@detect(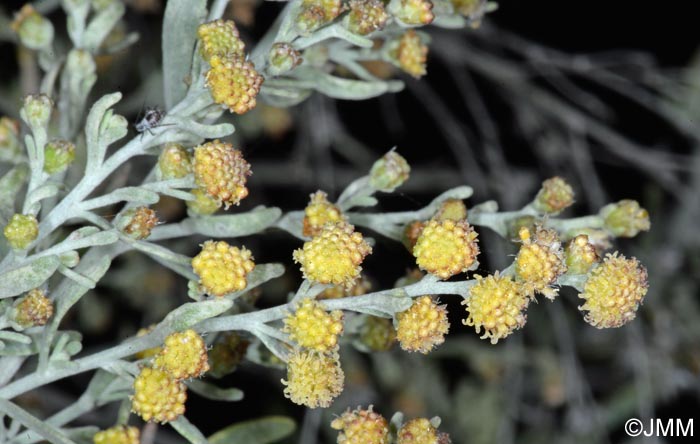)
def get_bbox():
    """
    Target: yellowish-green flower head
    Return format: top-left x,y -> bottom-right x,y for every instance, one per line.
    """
192,240 -> 255,297
462,273 -> 530,344
205,55 -> 263,115
600,199 -> 650,238
515,226 -> 567,299
12,288 -> 53,328
413,219 -> 479,279
397,418 -> 438,444
197,19 -> 245,61
293,222 -> 372,288
93,426 -> 140,444
533,176 -> 575,215
131,367 -> 187,423
579,252 -> 648,328
158,143 -> 192,180
153,329 -> 210,380
396,296 -> 449,354
283,298 -> 344,352
389,0 -> 435,26
390,30 -> 429,78
193,140 -> 251,208
565,234 -> 599,275
3,213 -> 39,250
331,406 -> 390,444
282,349 -> 344,408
